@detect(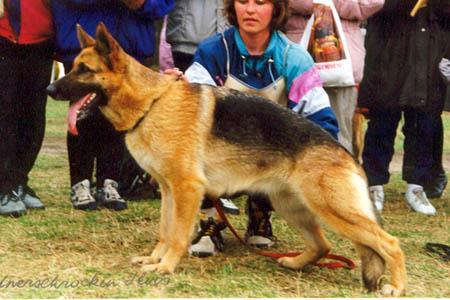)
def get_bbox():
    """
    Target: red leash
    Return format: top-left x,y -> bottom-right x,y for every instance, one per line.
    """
213,198 -> 355,270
